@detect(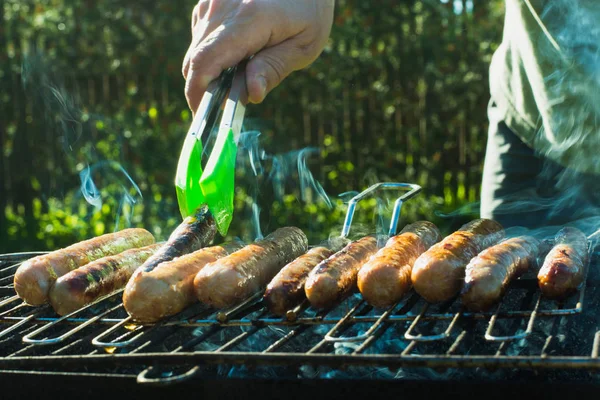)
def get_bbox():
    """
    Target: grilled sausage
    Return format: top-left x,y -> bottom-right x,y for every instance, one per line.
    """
461,236 -> 541,311
264,246 -> 335,316
134,204 -> 216,275
194,227 -> 308,309
123,241 -> 244,323
14,228 -> 155,305
48,243 -> 161,316
411,218 -> 504,303
357,221 -> 441,308
305,235 -> 378,309
538,227 -> 588,299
